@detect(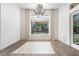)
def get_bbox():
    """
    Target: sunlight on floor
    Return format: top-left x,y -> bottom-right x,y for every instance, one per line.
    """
12,42 -> 55,54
